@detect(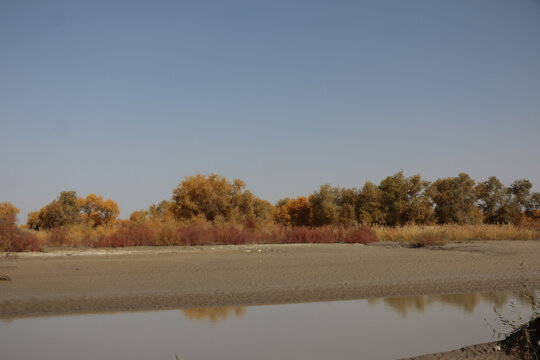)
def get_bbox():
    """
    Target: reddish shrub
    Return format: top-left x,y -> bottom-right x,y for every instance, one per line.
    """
47,228 -> 73,247
244,217 -> 257,230
81,233 -> 97,247
212,225 -> 252,245
176,226 -> 214,246
0,221 -> 41,252
343,226 -> 377,244
93,224 -> 155,248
